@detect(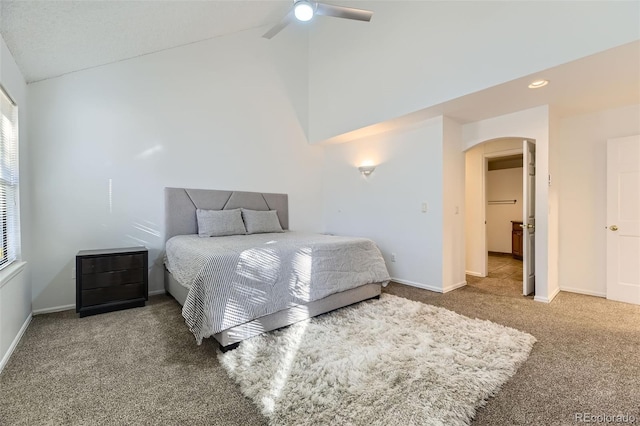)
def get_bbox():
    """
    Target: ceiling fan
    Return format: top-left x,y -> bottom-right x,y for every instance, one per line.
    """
263,0 -> 373,39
